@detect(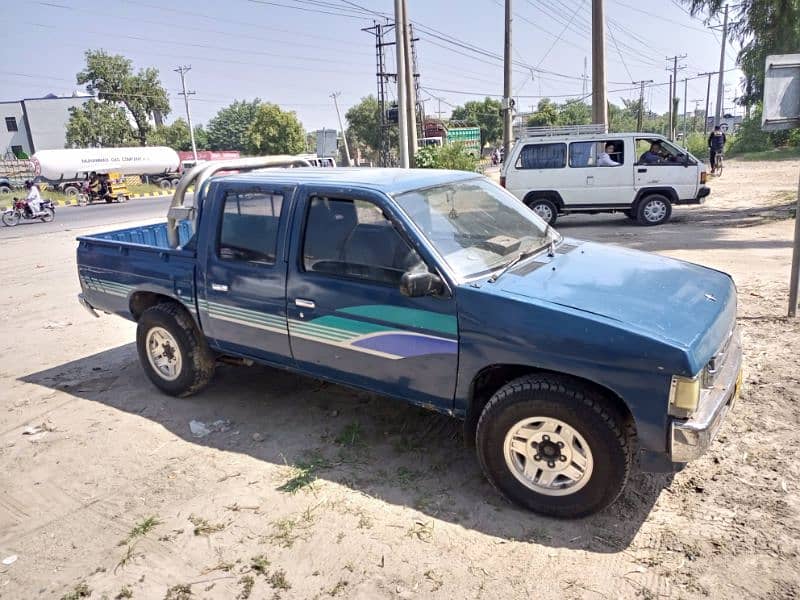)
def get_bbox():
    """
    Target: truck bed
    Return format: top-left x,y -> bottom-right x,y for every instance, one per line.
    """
76,221 -> 198,321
